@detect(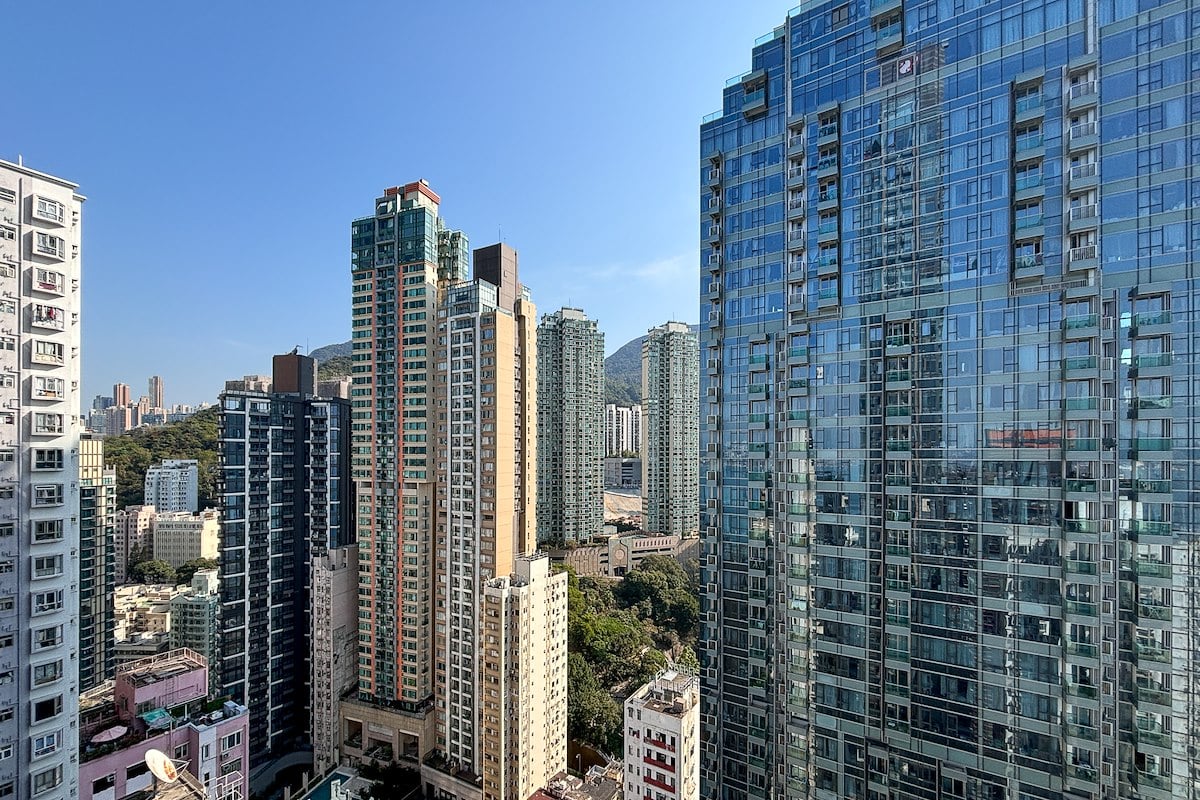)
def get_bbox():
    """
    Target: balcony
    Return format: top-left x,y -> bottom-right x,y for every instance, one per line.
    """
1063,313 -> 1098,331
707,167 -> 721,184
1015,212 -> 1043,231
1069,204 -> 1098,228
1130,519 -> 1170,536
1068,244 -> 1098,265
1068,80 -> 1097,108
875,23 -> 903,52
788,166 -> 805,184
31,307 -> 66,331
1014,93 -> 1044,118
1132,437 -> 1172,452
817,122 -> 839,141
816,155 -> 839,175
742,88 -> 767,118
1015,132 -> 1043,154
1136,641 -> 1171,663
1065,396 -> 1097,410
1132,309 -> 1171,329
788,197 -> 806,218
1013,253 -> 1043,276
1132,352 -> 1171,369
1069,162 -> 1098,185
645,776 -> 676,793
643,756 -> 675,773
1069,120 -> 1098,146
1063,355 -> 1097,371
